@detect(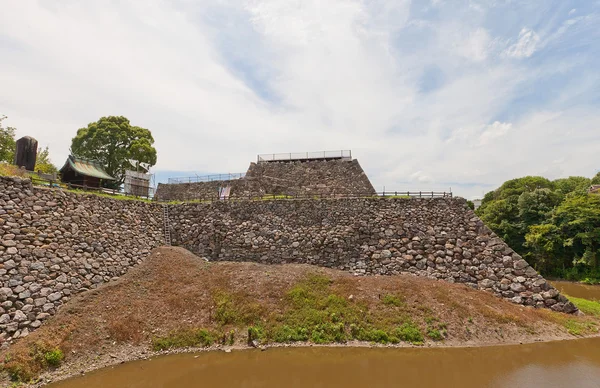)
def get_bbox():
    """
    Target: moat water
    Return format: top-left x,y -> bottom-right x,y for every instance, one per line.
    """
552,280 -> 600,301
50,281 -> 600,388
50,337 -> 600,388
